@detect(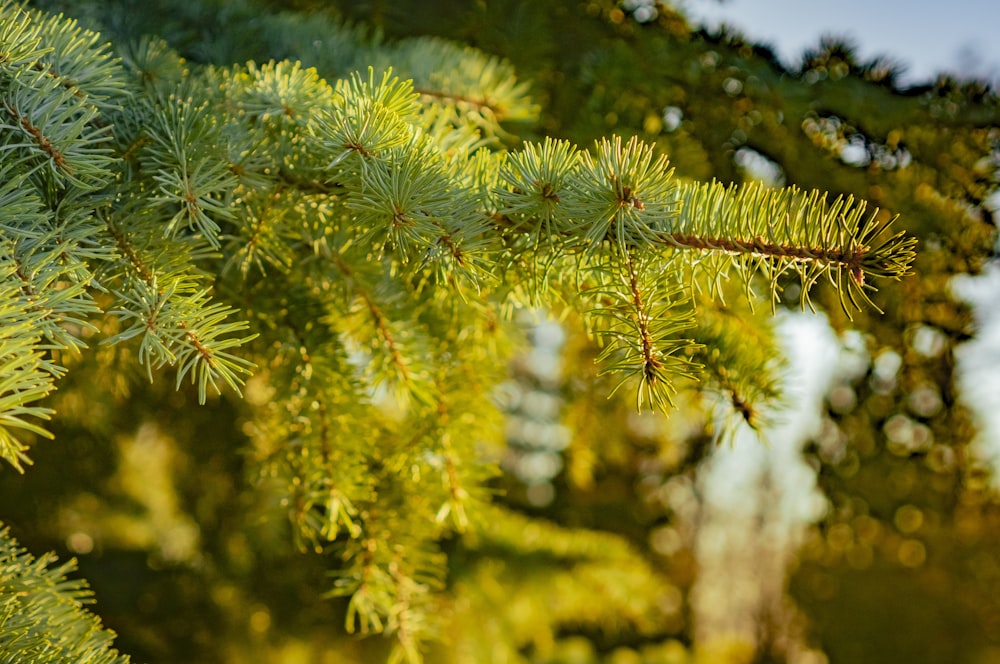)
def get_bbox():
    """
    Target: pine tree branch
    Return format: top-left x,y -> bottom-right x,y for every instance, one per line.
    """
329,251 -> 414,386
0,525 -> 130,664
0,295 -> 55,471
412,85 -> 497,116
687,299 -> 785,432
669,179 -> 917,314
586,253 -> 700,412
3,99 -> 72,174
102,213 -> 257,403
661,230 -> 868,285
